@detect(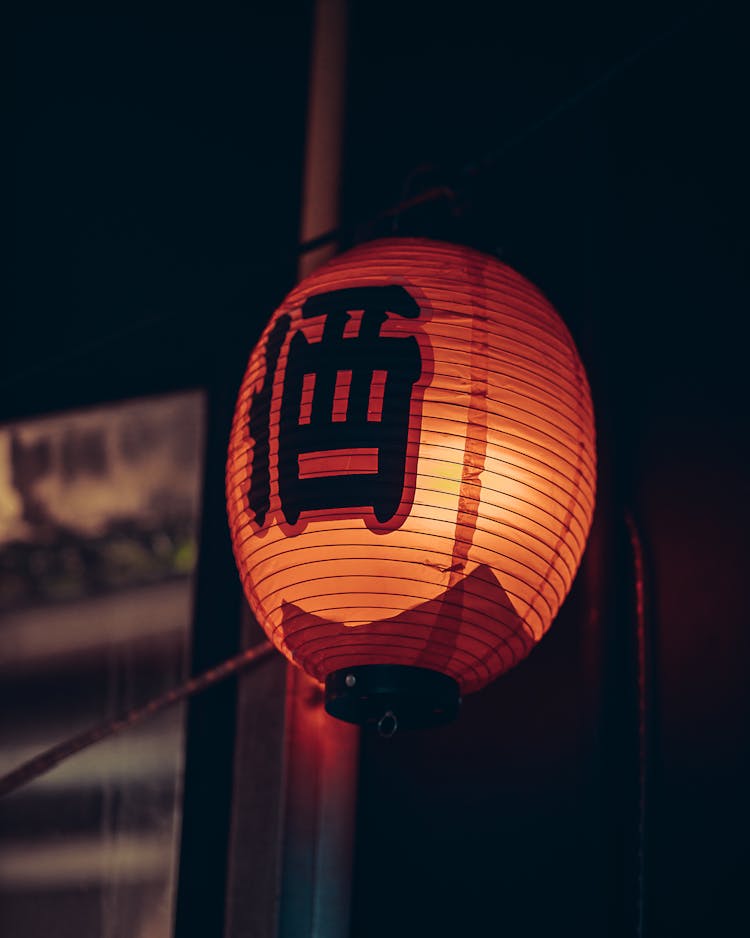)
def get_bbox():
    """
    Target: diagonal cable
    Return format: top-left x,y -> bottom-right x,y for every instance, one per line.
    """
0,641 -> 274,799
